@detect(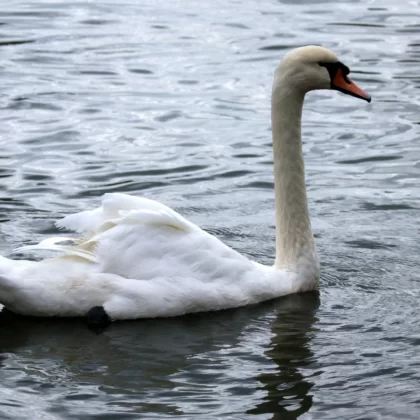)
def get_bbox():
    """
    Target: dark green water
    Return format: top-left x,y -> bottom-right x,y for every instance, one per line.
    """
1,0 -> 420,418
